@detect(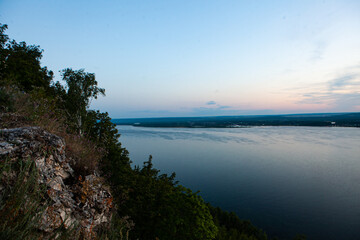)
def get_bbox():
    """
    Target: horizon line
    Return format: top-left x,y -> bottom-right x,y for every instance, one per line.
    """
111,111 -> 359,120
